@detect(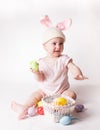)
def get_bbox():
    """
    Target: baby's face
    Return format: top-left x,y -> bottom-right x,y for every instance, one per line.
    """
44,37 -> 64,57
